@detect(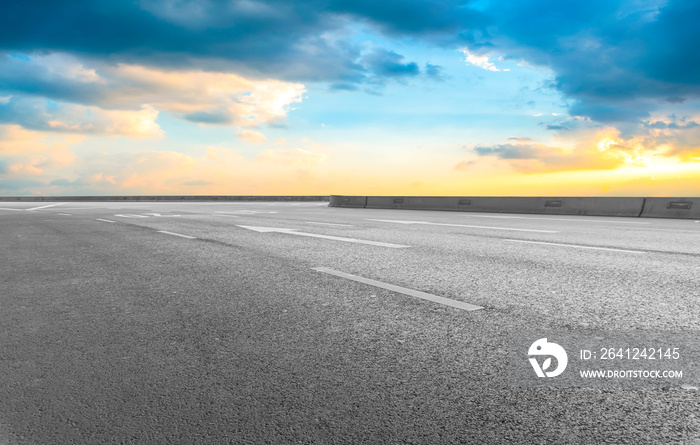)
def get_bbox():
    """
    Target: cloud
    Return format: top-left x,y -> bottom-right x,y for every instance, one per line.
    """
643,119 -> 700,130
183,180 -> 213,186
0,178 -> 46,191
0,124 -> 78,176
484,0 -> 700,124
425,63 -> 445,81
472,135 -> 640,173
236,129 -> 268,143
454,160 -> 475,170
362,48 -> 420,79
0,97 -> 163,138
256,147 -> 327,166
460,48 -> 505,72
0,53 -> 306,135
0,1 -> 442,87
4,0 -> 693,127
